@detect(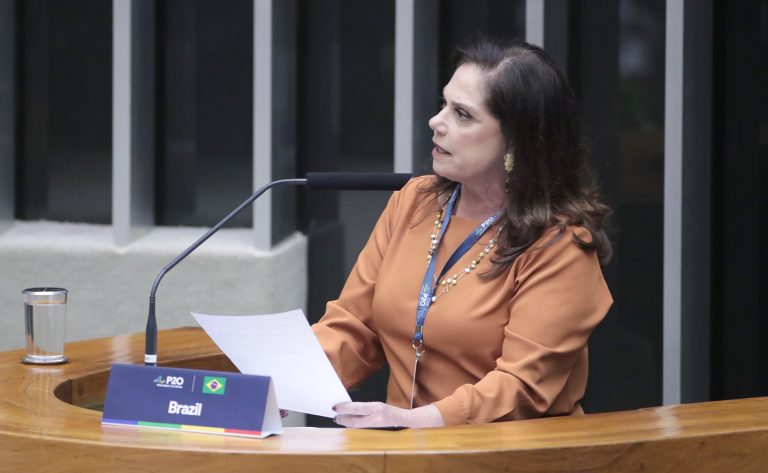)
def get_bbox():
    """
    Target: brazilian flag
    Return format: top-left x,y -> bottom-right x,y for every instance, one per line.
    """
202,376 -> 227,395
